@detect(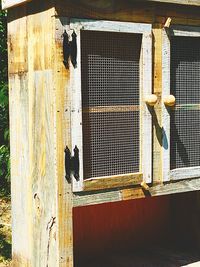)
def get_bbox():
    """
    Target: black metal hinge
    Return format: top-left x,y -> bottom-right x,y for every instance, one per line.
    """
64,146 -> 80,183
62,30 -> 77,69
